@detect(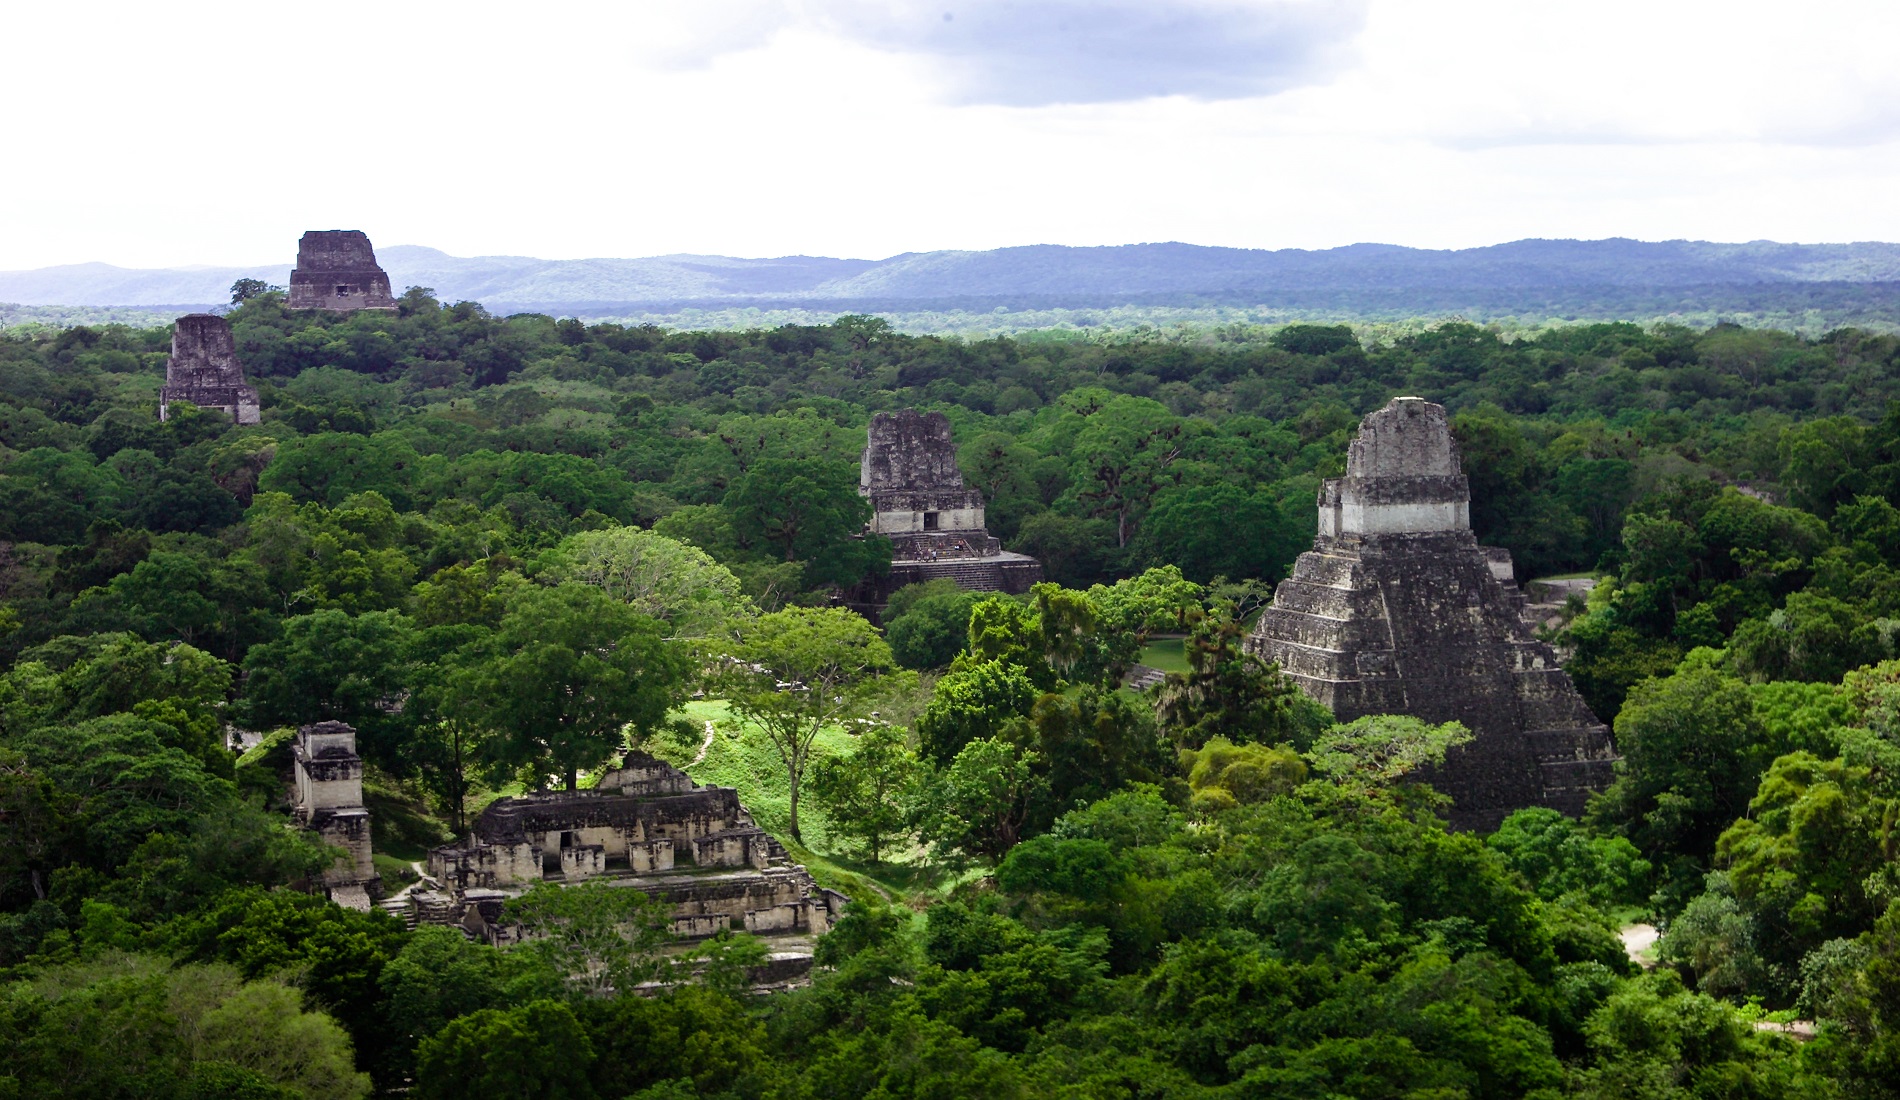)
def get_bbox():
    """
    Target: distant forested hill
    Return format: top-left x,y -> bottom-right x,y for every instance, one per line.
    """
5,238 -> 1900,323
